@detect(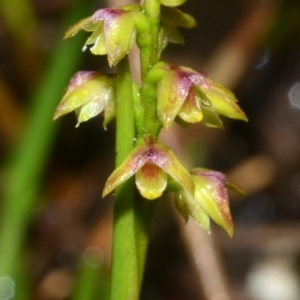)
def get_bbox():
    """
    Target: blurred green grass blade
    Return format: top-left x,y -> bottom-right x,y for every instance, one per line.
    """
0,0 -> 38,45
72,260 -> 110,300
0,0 -> 93,280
